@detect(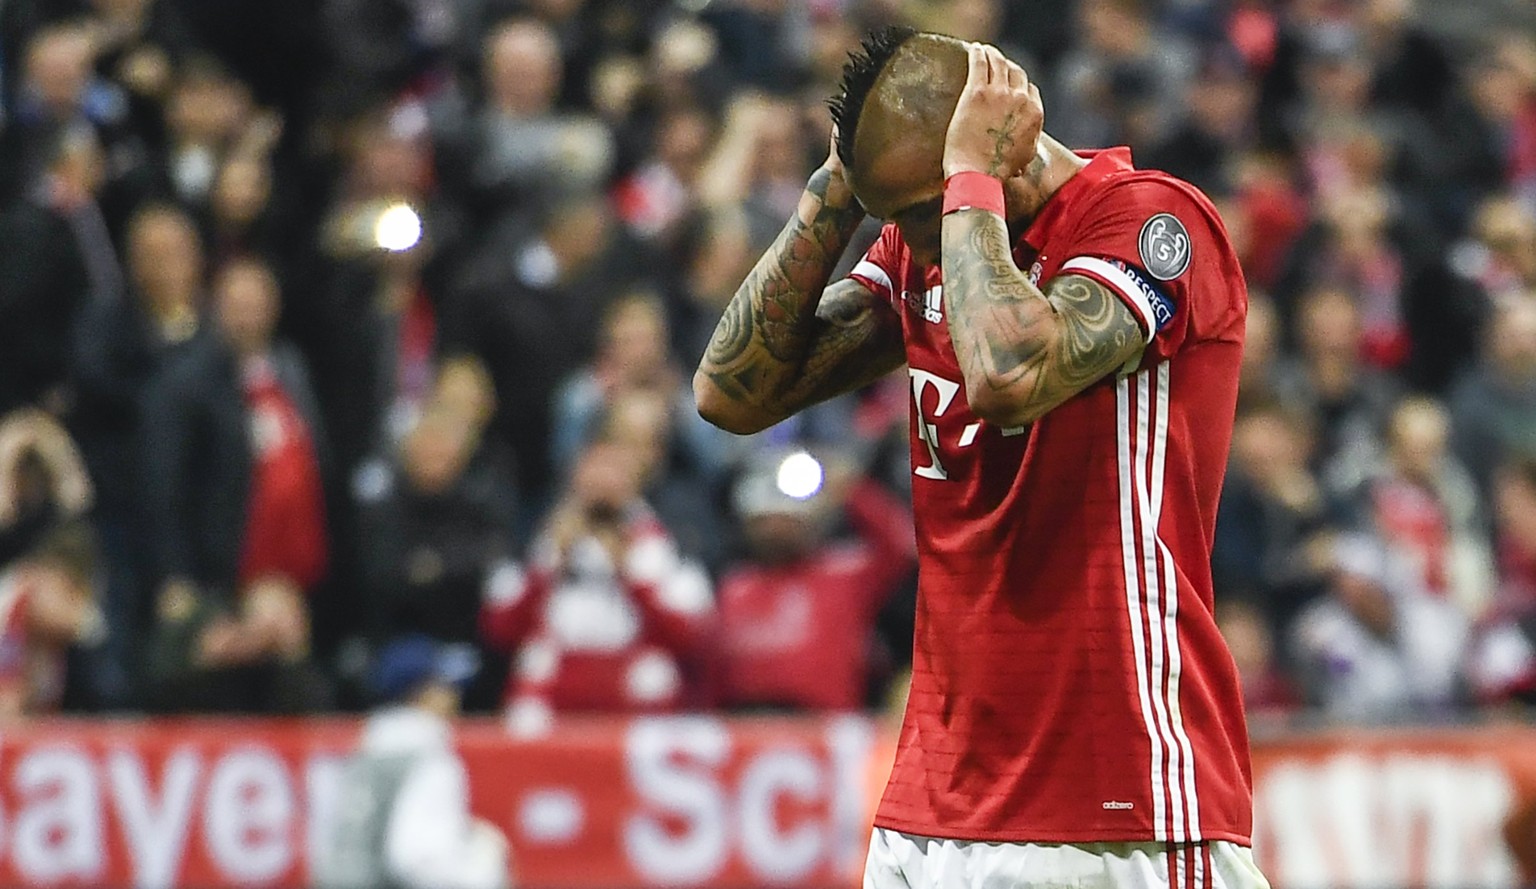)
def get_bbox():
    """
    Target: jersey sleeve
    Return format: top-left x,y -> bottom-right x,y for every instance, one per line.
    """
1049,178 -> 1237,368
847,223 -> 905,309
